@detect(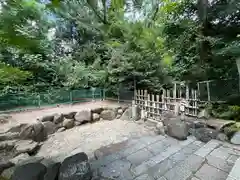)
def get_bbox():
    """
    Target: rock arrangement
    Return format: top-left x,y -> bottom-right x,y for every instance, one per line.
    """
155,112 -> 240,144
1,152 -> 92,180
